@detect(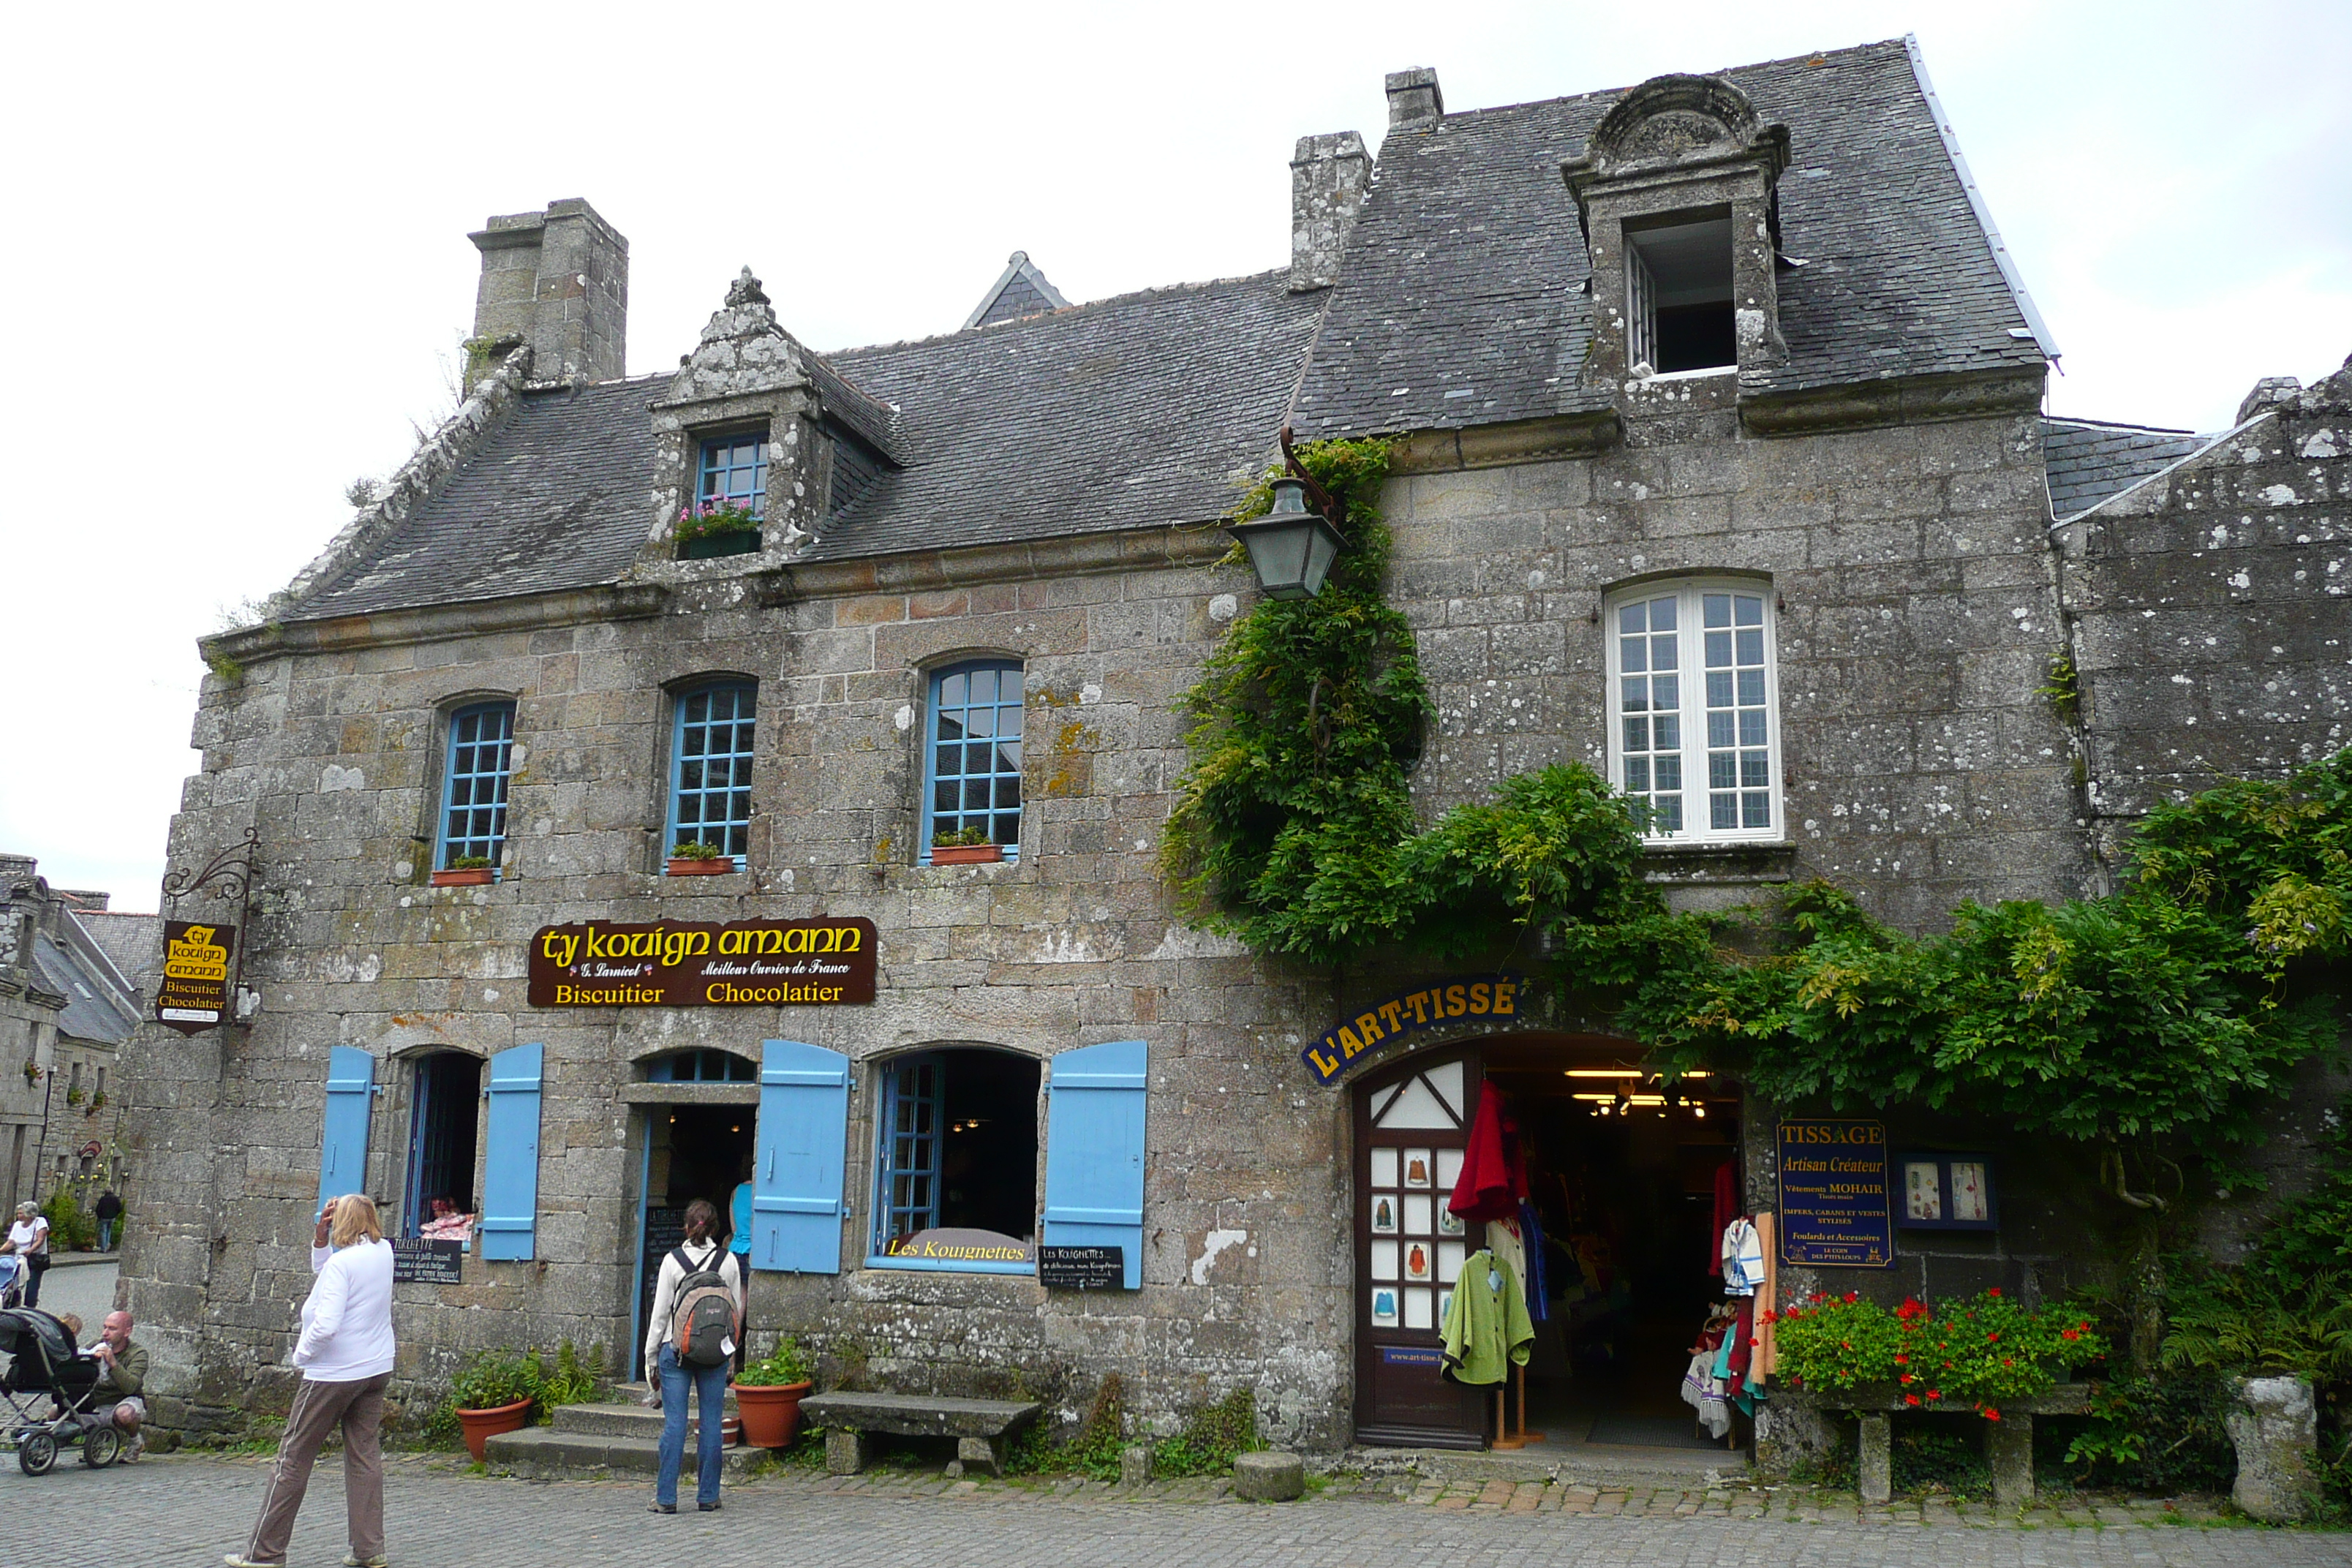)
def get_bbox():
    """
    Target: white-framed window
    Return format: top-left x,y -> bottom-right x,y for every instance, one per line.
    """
1605,579 -> 1781,842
